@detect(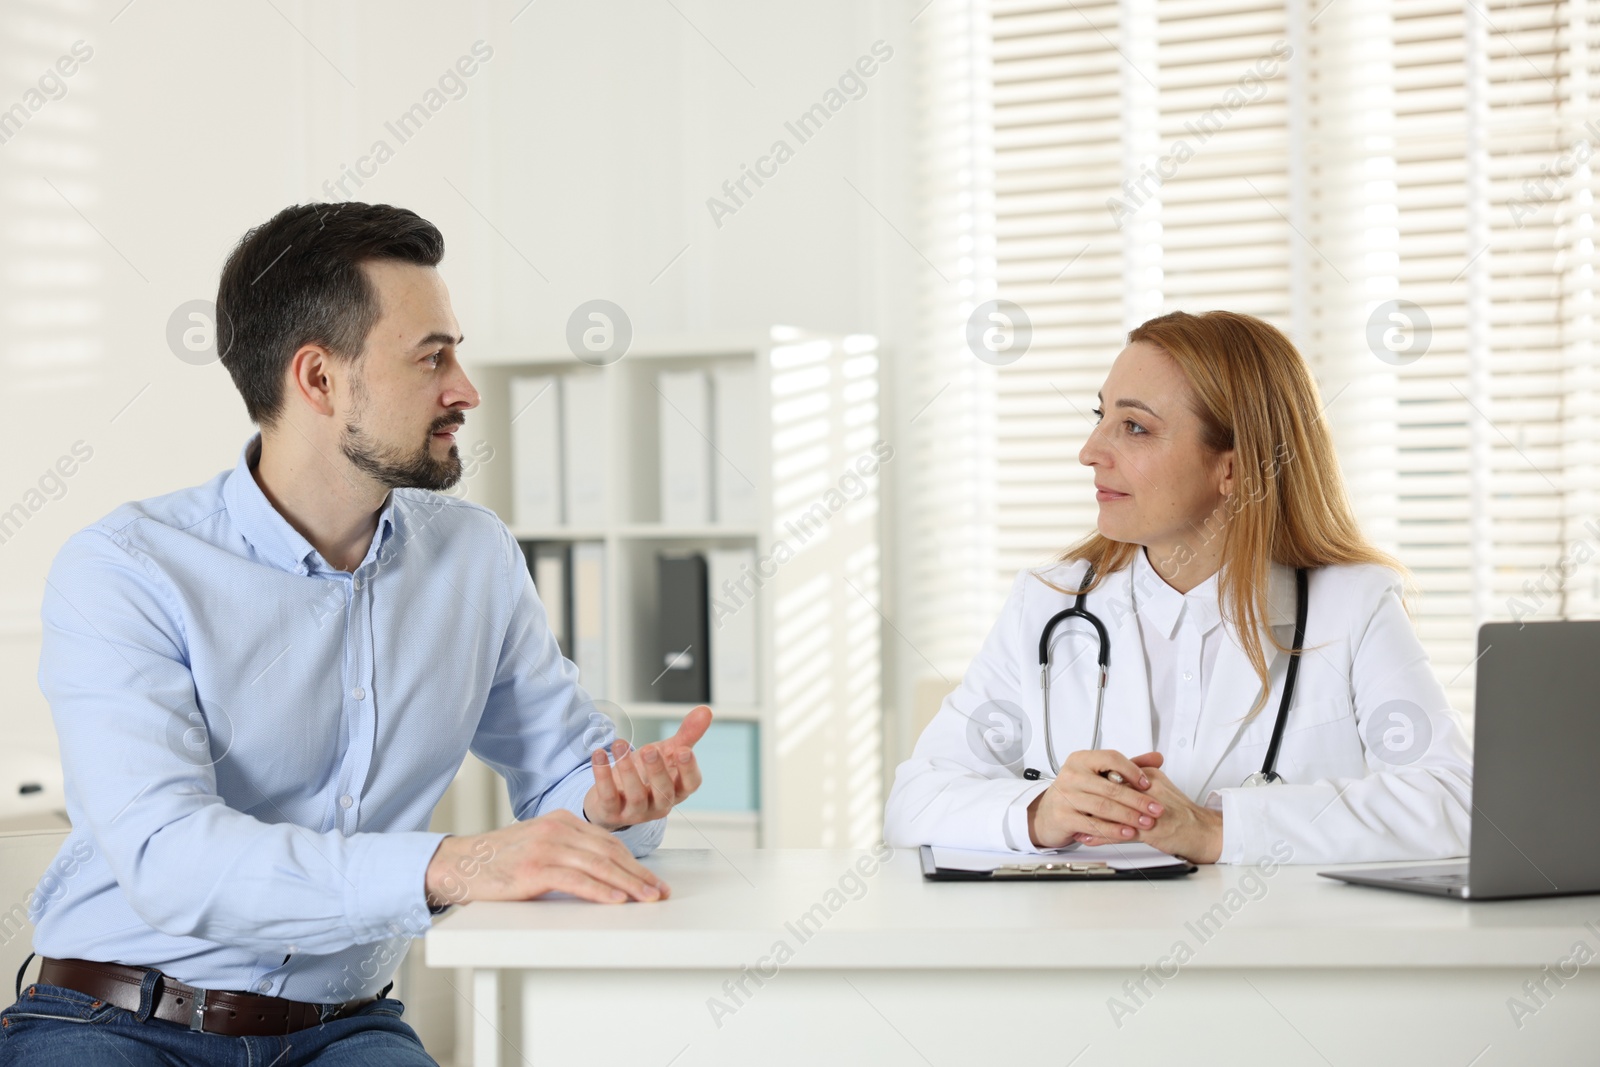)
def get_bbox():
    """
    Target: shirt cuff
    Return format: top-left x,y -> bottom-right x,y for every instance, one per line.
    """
581,805 -> 634,834
345,830 -> 450,941
1210,789 -> 1252,865
612,816 -> 666,858
556,763 -> 663,857
1002,780 -> 1053,852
